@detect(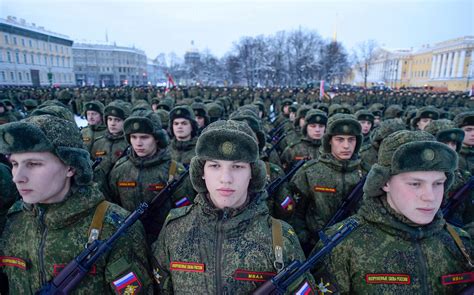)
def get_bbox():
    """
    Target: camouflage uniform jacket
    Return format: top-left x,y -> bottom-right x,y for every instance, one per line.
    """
313,196 -> 473,295
170,137 -> 197,166
0,183 -> 153,294
261,142 -> 282,168
0,163 -> 18,235
458,144 -> 474,175
81,124 -> 107,152
280,138 -> 321,171
360,143 -> 378,169
290,153 -> 365,247
0,112 -> 17,125
445,169 -> 474,237
264,162 -> 296,222
108,148 -> 195,241
152,193 -> 315,294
